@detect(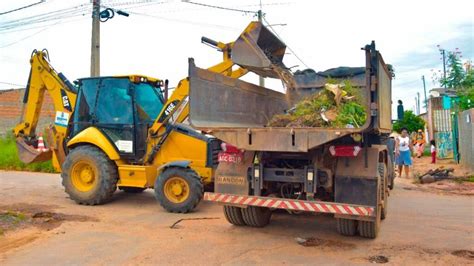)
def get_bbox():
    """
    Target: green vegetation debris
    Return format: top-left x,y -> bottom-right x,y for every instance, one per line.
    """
268,80 -> 367,128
